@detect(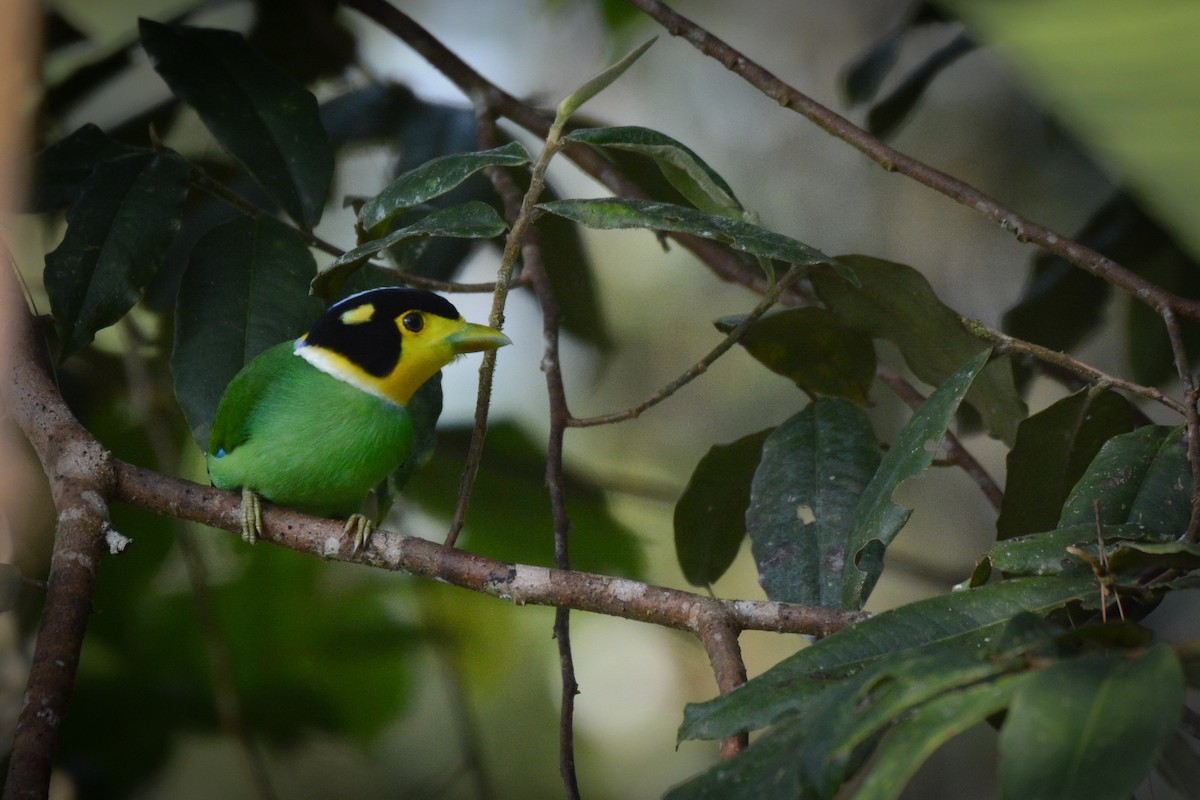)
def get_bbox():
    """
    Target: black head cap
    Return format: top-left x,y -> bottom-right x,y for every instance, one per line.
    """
302,288 -> 462,377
